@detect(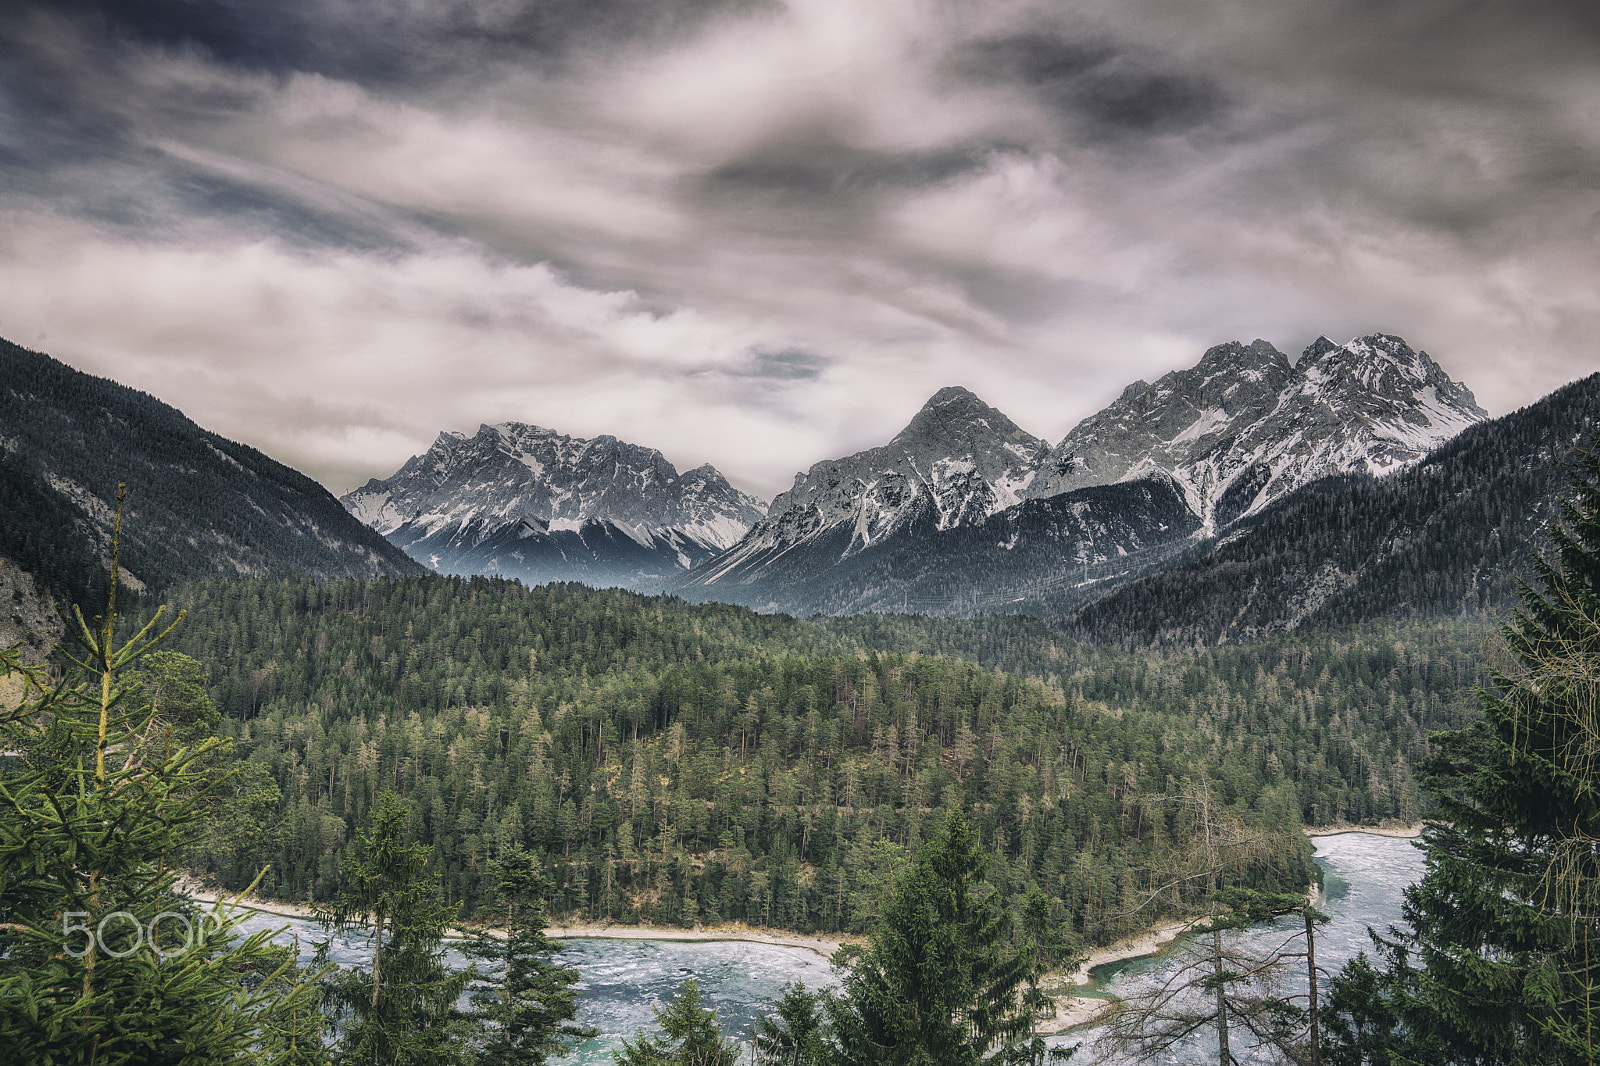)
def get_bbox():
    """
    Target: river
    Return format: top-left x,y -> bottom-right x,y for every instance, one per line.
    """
1068,831 -> 1427,1063
225,831 -> 1424,1063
